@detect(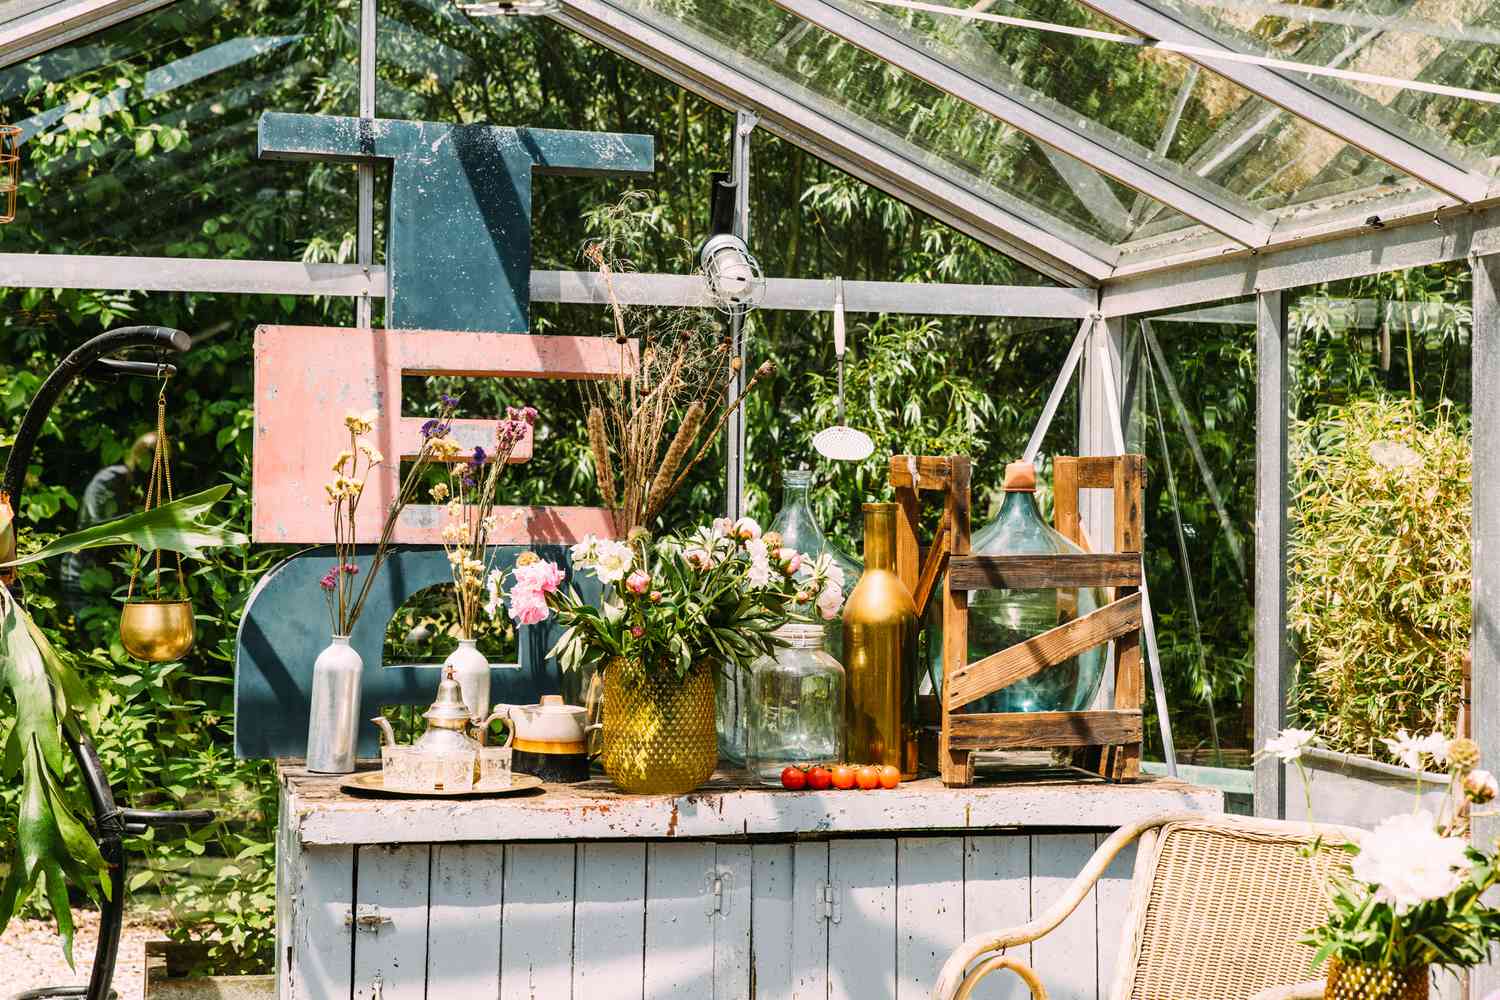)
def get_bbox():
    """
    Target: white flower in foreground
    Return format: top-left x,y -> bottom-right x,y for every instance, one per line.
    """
1384,729 -> 1447,771
1350,810 -> 1470,913
745,538 -> 772,588
570,535 -> 600,567
482,568 -> 504,619
1261,728 -> 1319,762
592,539 -> 634,584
